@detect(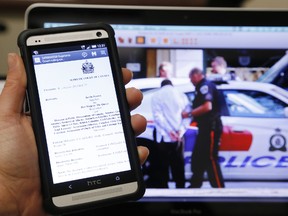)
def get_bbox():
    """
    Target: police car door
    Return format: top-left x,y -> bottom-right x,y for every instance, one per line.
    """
219,88 -> 288,180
